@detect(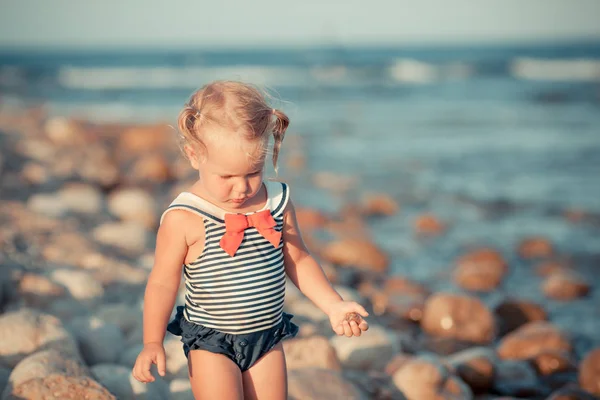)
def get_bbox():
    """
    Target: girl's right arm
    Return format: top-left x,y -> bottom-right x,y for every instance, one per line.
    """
132,210 -> 190,383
